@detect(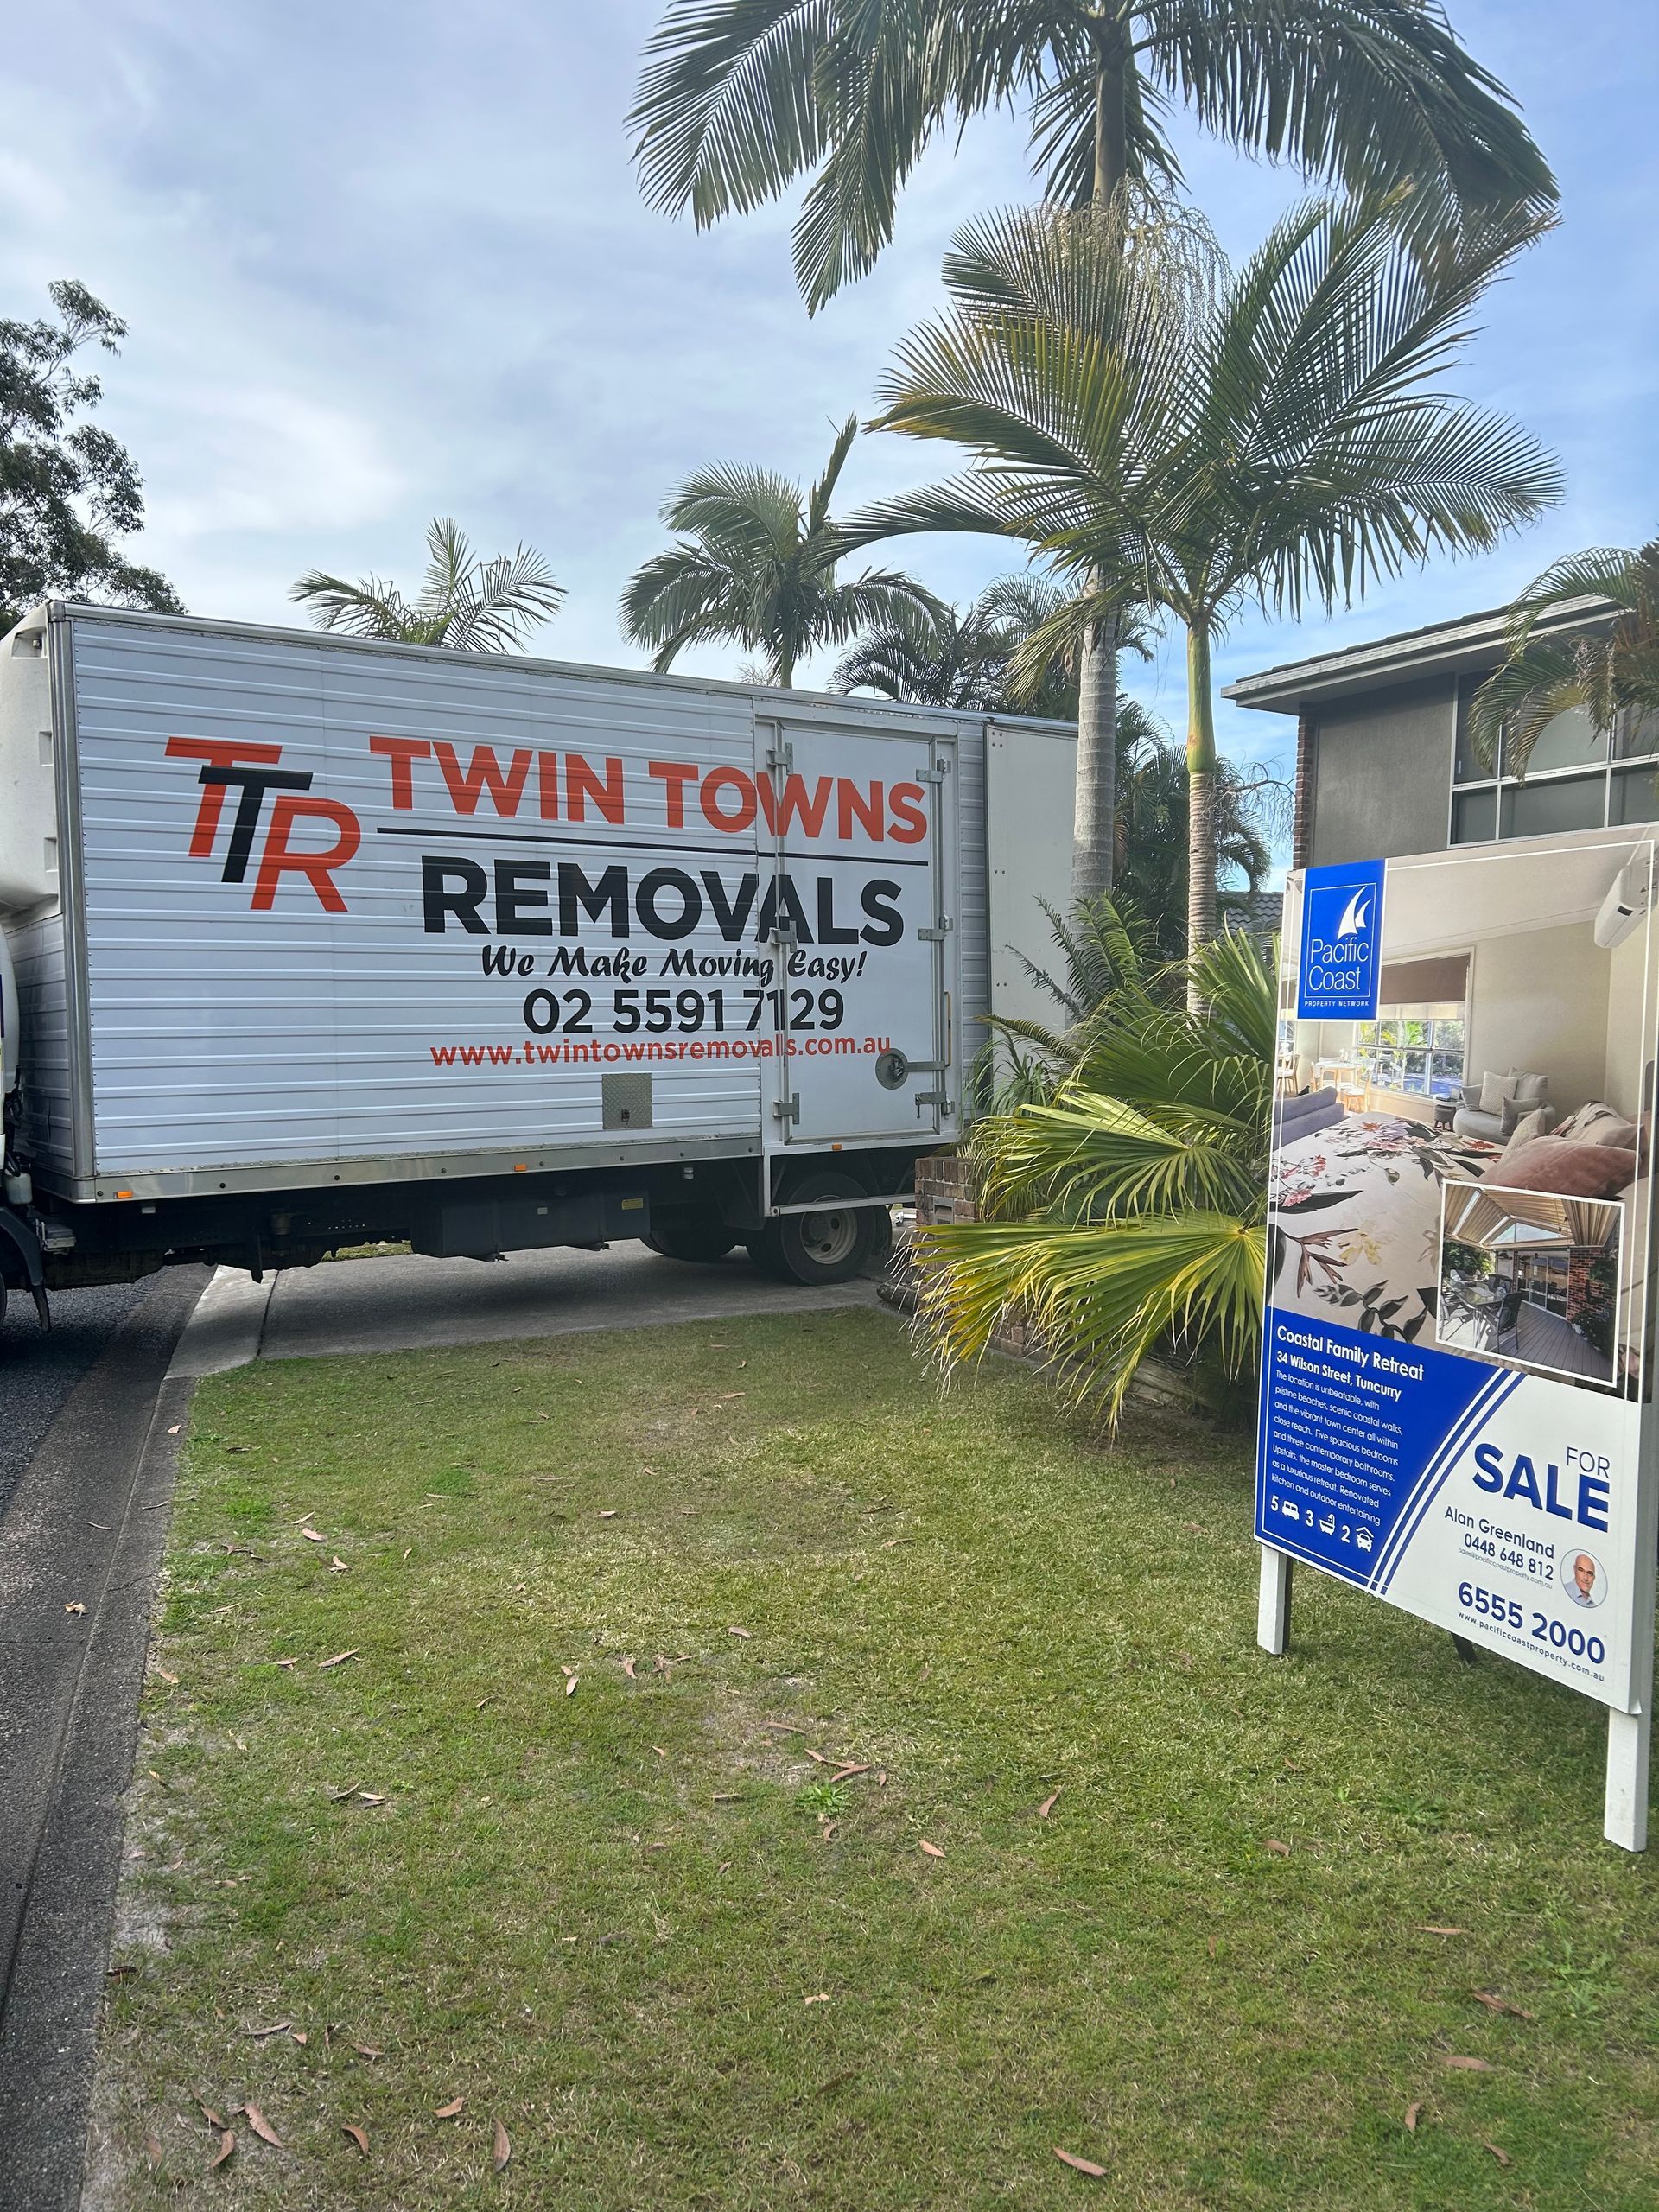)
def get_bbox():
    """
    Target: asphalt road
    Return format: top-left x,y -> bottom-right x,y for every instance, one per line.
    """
0,1281 -> 149,1519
